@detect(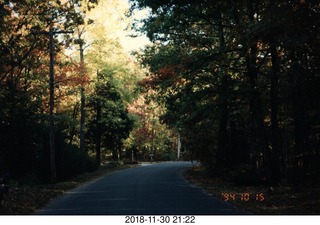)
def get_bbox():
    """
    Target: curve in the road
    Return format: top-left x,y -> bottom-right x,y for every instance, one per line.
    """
36,161 -> 246,215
